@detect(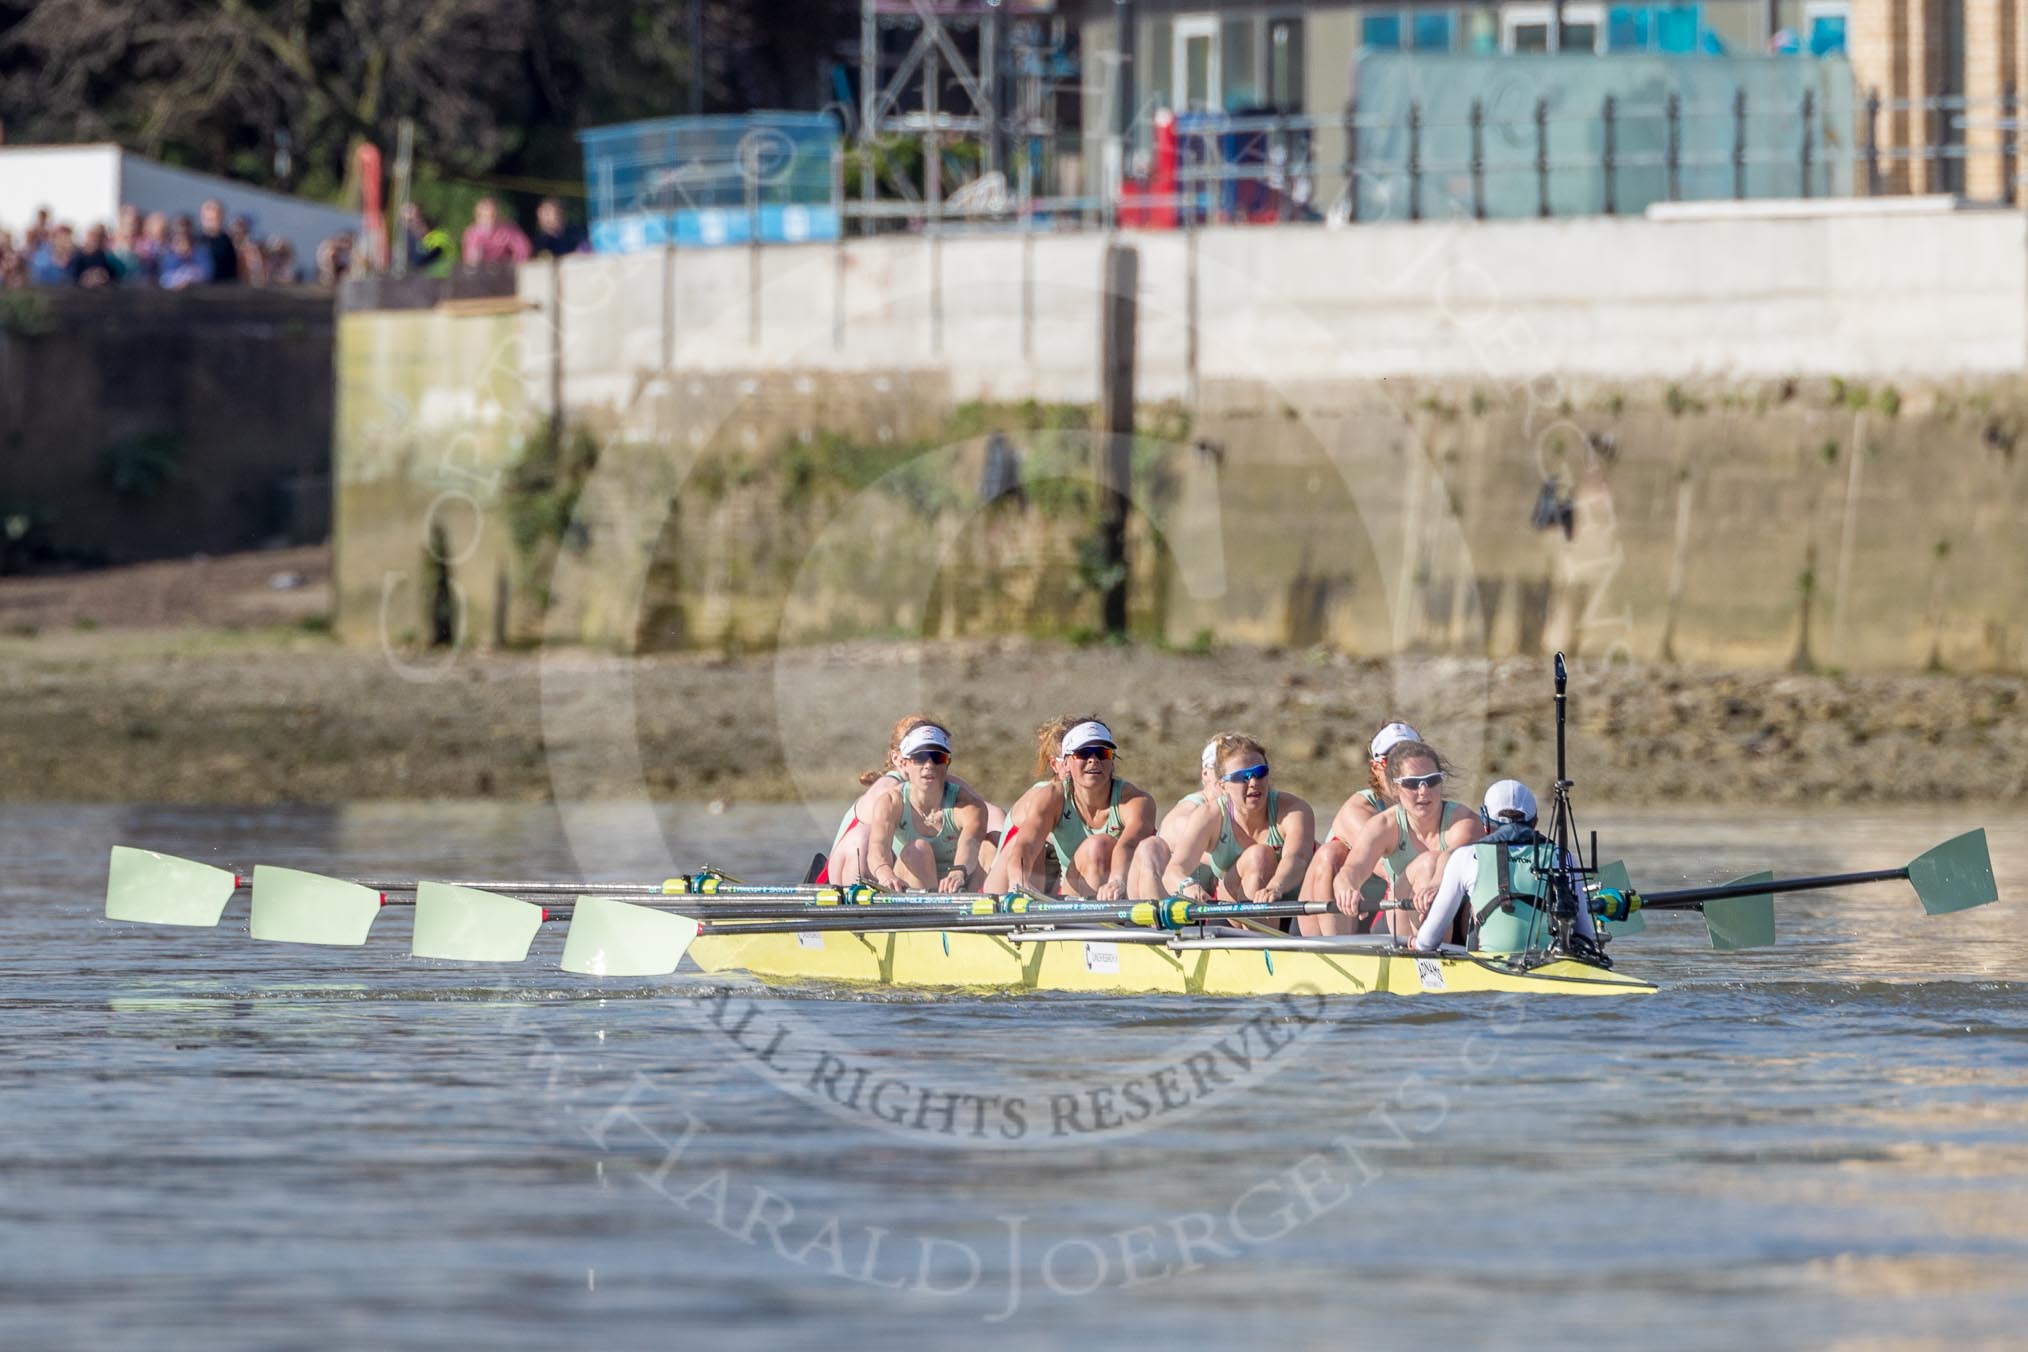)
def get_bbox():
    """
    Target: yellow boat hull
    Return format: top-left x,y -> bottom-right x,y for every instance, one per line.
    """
686,928 -> 1656,997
